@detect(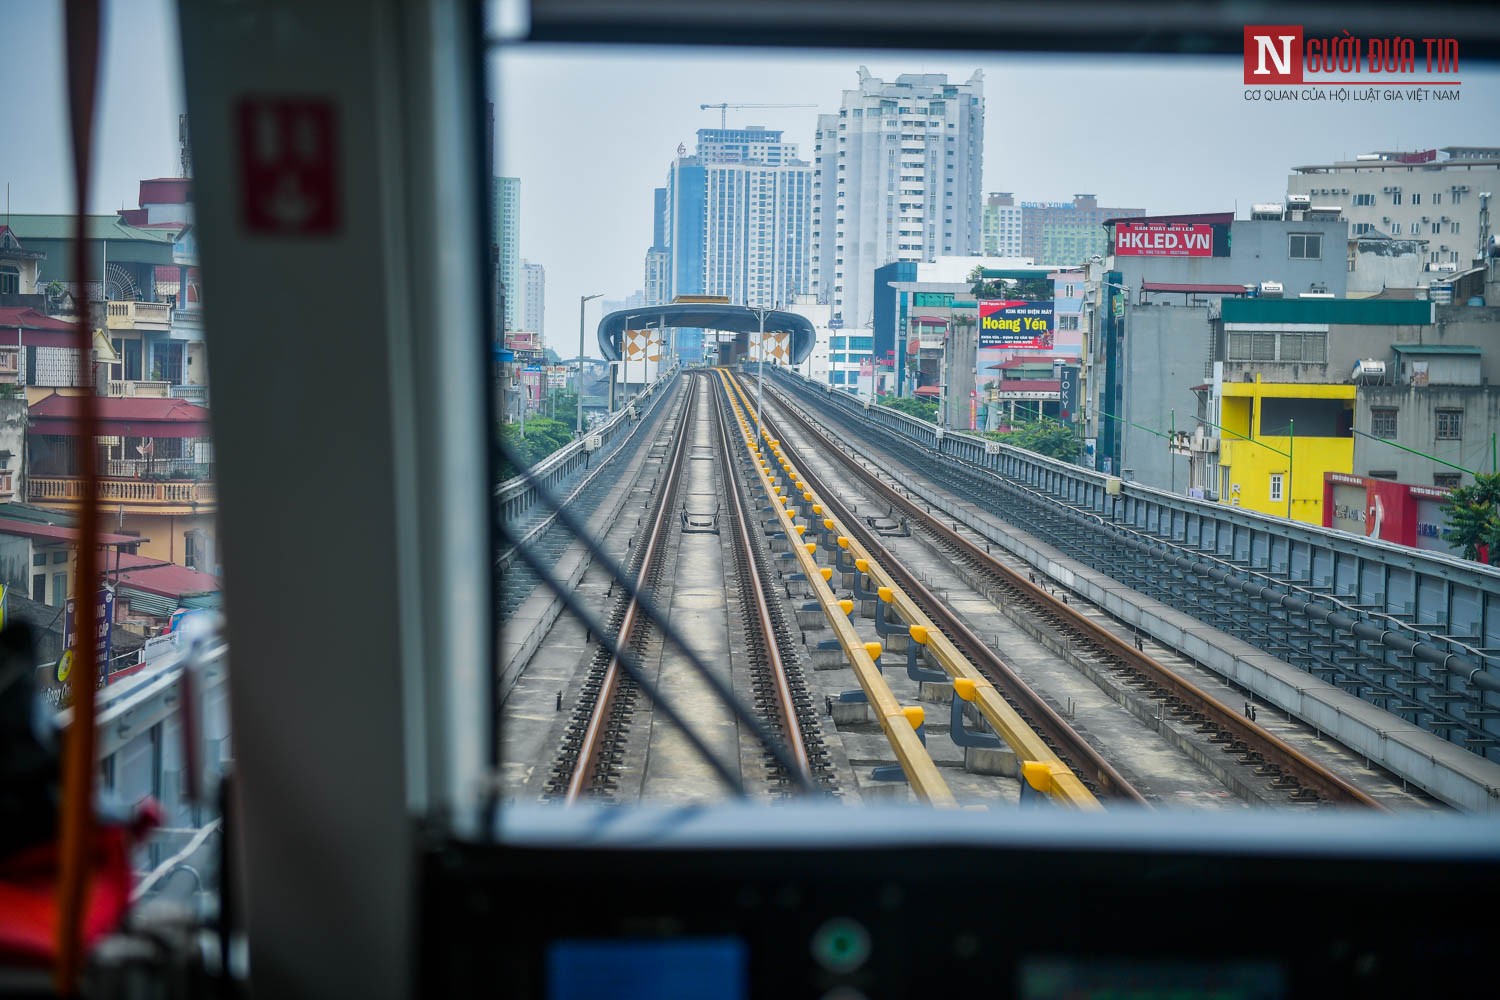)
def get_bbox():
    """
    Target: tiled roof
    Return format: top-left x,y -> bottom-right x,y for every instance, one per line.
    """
115,563 -> 219,599
1,214 -> 176,243
0,307 -> 73,332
